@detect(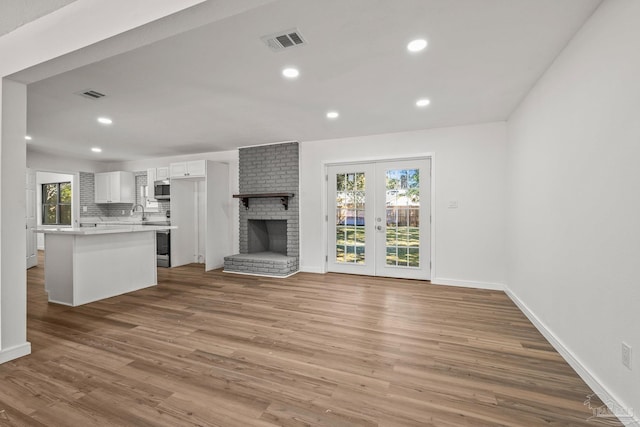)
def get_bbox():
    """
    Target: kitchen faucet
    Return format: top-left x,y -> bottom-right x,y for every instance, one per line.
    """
131,204 -> 147,221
